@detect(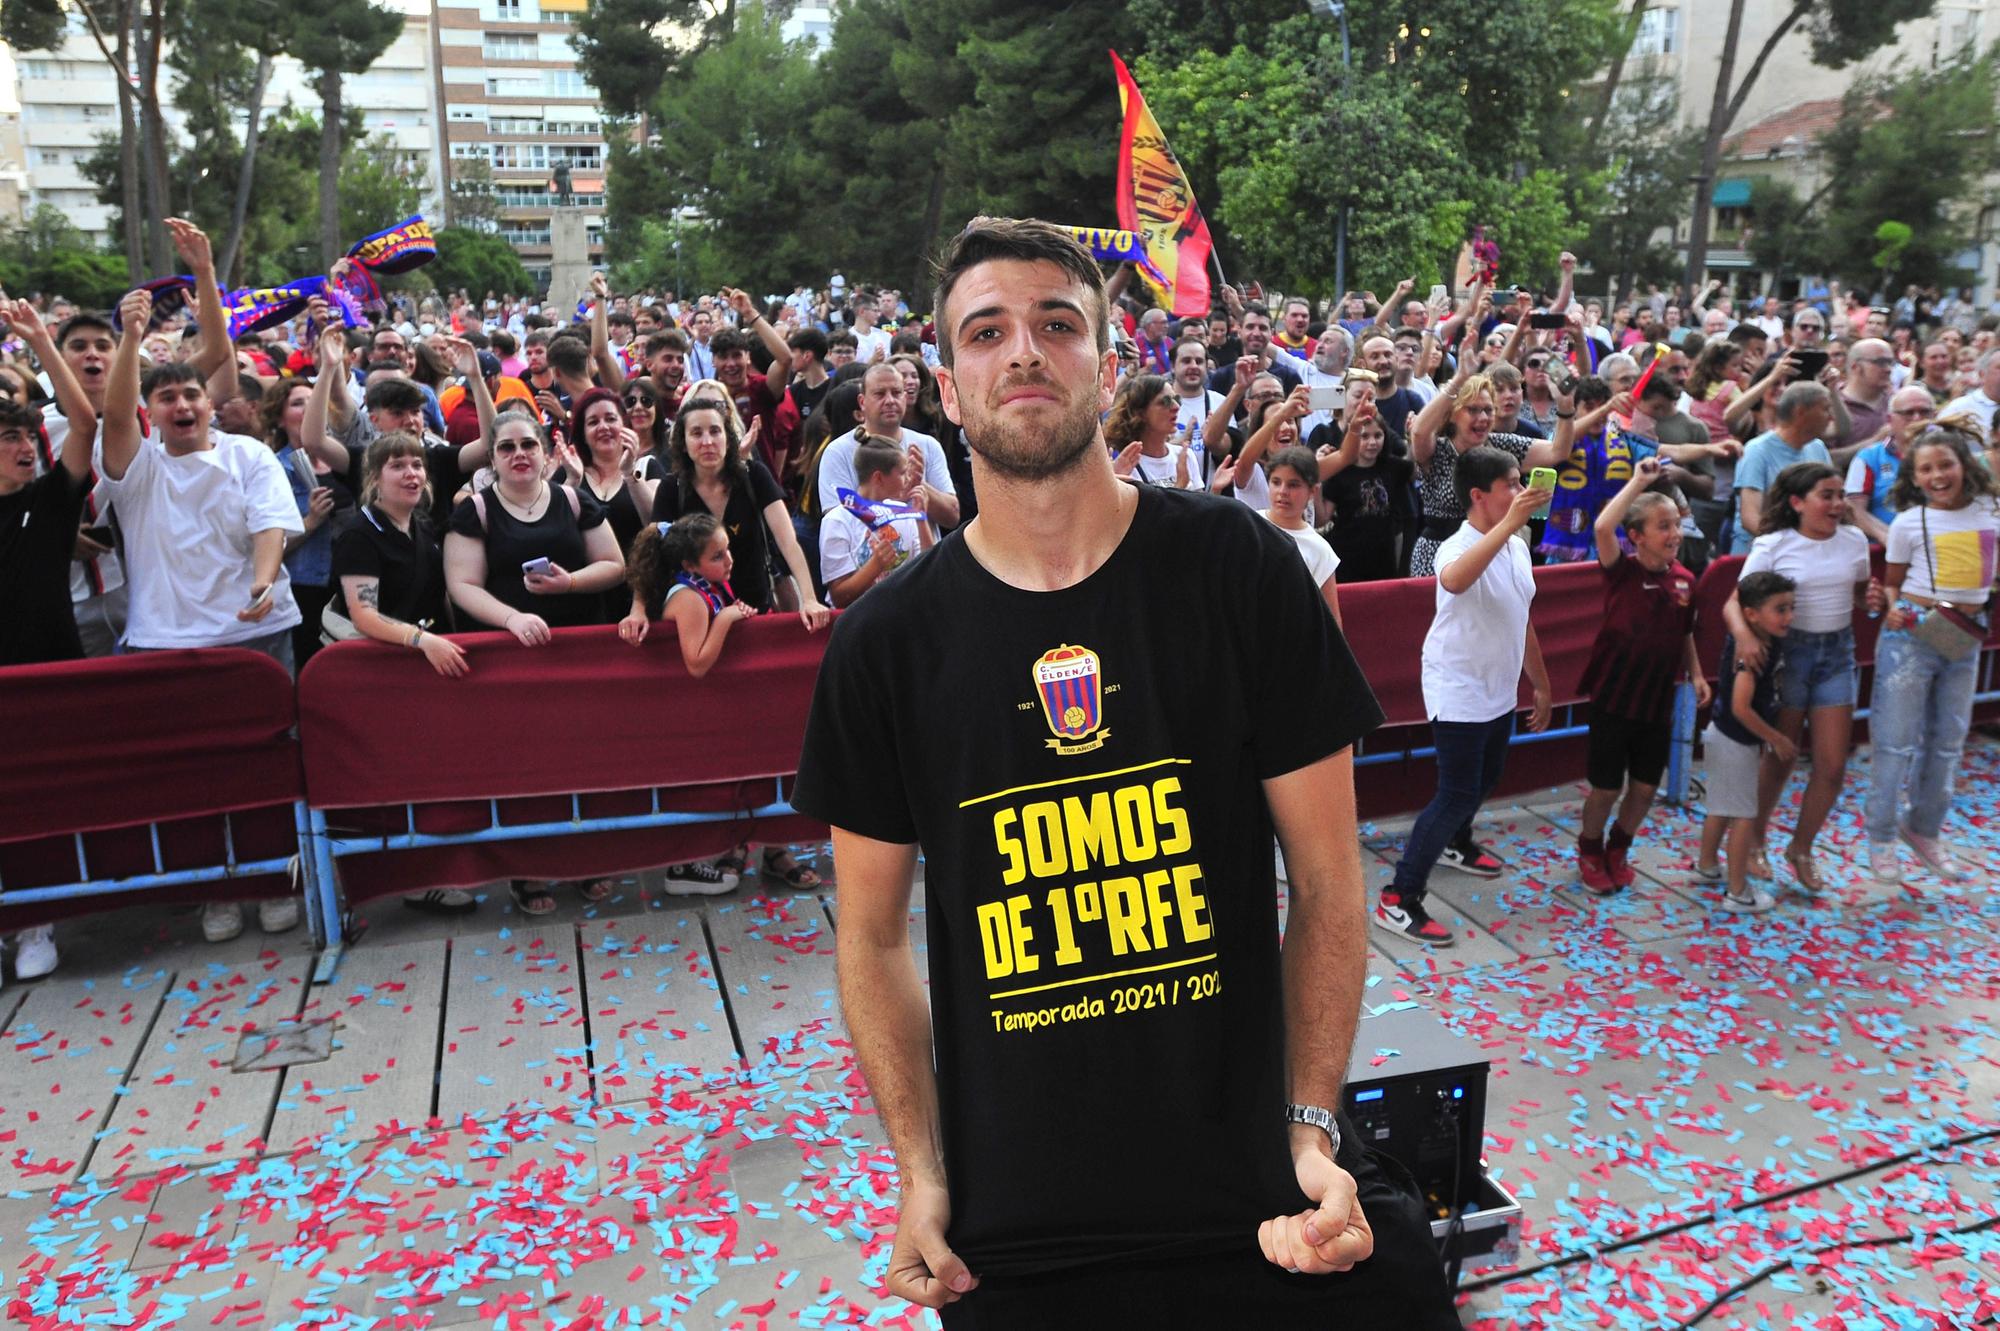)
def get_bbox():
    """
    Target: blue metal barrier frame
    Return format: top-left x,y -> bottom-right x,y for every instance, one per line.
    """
0,800 -> 339,954
304,779 -> 795,983
1354,701 -> 1590,769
